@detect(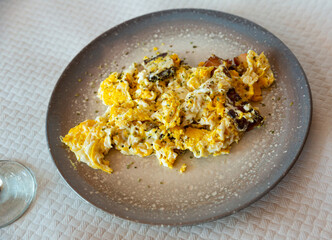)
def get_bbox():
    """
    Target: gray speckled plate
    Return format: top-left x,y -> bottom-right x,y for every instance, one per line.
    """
46,9 -> 312,225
